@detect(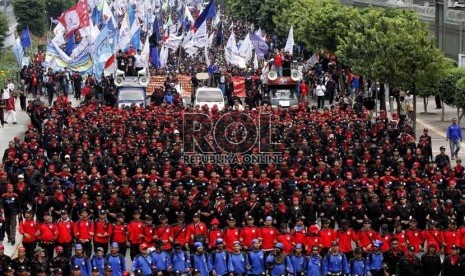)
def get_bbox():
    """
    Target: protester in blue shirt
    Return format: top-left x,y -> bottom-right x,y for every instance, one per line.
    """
91,247 -> 106,275
446,117 -> 462,159
191,242 -> 212,276
247,239 -> 266,276
151,241 -> 173,273
105,243 -> 127,276
132,243 -> 153,276
306,246 -> 323,276
367,241 -> 384,276
288,244 -> 306,276
71,244 -> 92,276
210,238 -> 233,276
266,243 -> 291,276
349,248 -> 368,276
230,241 -> 248,275
171,242 -> 191,274
322,241 -> 349,276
